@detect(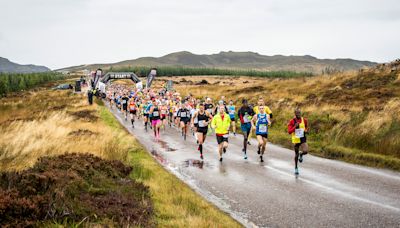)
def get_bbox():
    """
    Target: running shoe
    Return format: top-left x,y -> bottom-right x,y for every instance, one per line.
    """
244,153 -> 248,160
295,168 -> 299,175
260,156 -> 264,162
247,141 -> 251,145
200,154 -> 203,160
223,148 -> 226,153
219,157 -> 223,162
257,147 -> 260,155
